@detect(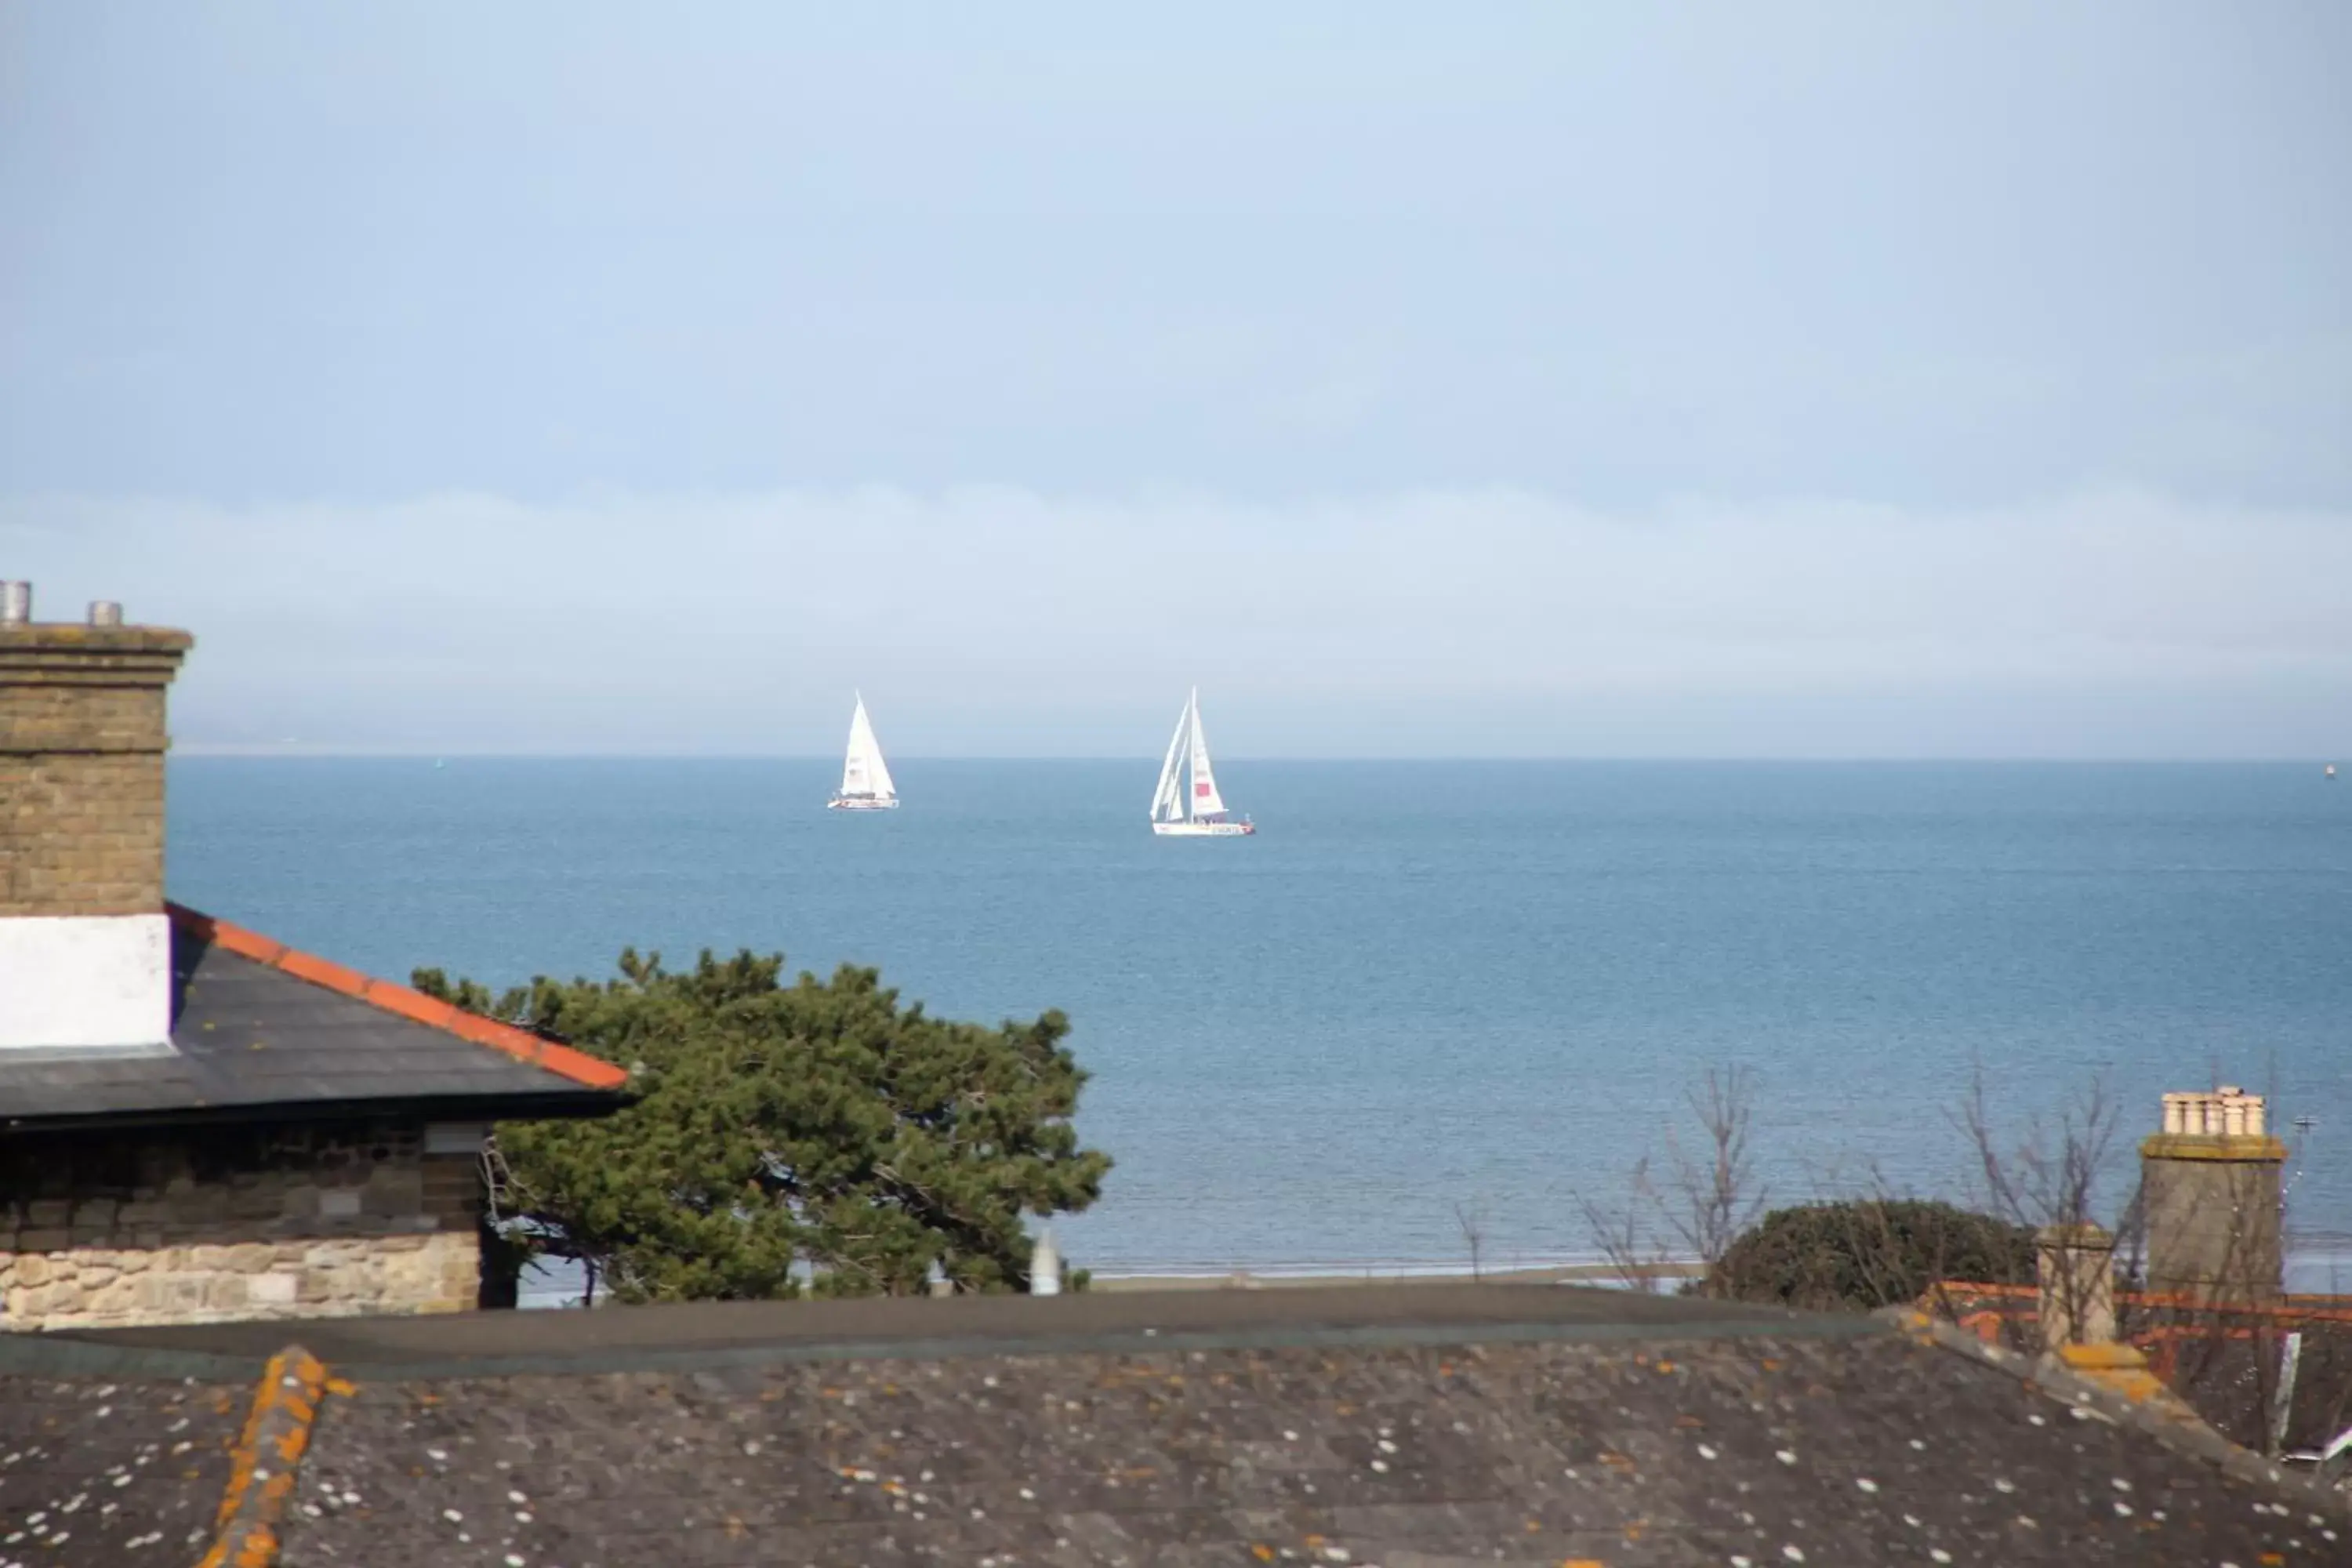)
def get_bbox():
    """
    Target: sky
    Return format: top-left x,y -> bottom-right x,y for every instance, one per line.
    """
2,2 -> 2347,757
